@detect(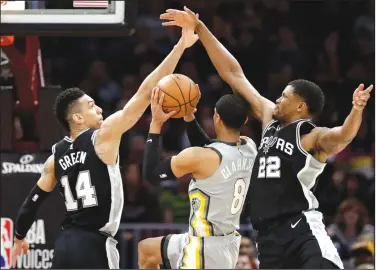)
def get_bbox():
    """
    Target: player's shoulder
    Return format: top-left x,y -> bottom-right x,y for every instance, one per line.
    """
240,136 -> 257,151
73,128 -> 98,146
185,146 -> 216,157
187,146 -> 222,162
51,136 -> 72,155
296,119 -> 318,136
